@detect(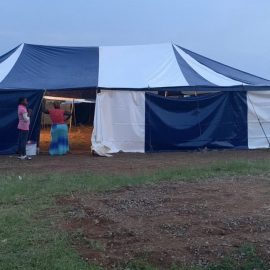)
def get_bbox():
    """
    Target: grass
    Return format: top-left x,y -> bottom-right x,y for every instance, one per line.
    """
122,244 -> 268,270
0,159 -> 270,269
123,244 -> 267,270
